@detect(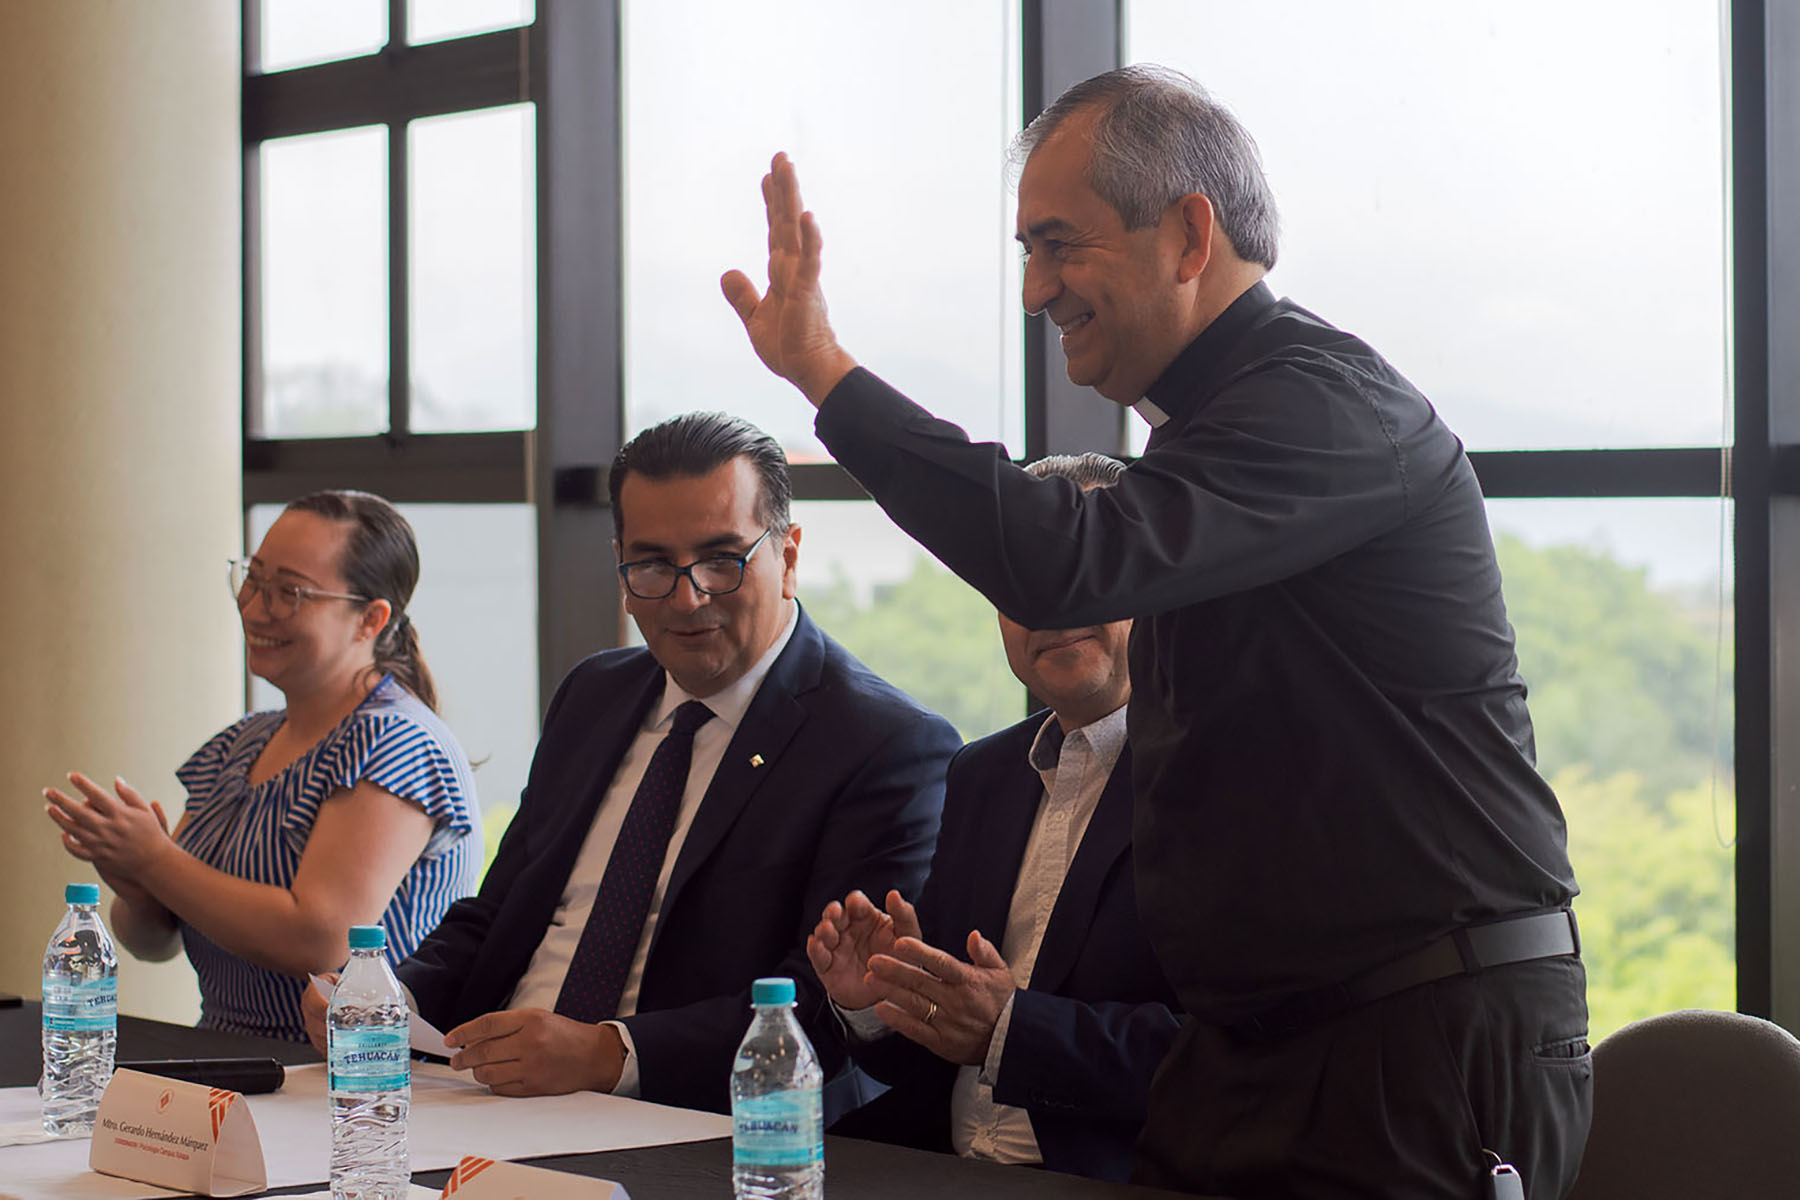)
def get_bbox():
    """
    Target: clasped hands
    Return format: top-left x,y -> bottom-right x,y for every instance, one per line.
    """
44,772 -> 175,906
806,889 -> 1016,1067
